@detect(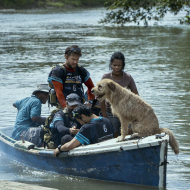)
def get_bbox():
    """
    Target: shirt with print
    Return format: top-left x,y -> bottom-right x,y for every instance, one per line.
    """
48,64 -> 90,98
12,95 -> 42,140
101,71 -> 137,113
74,117 -> 113,145
50,109 -> 81,136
